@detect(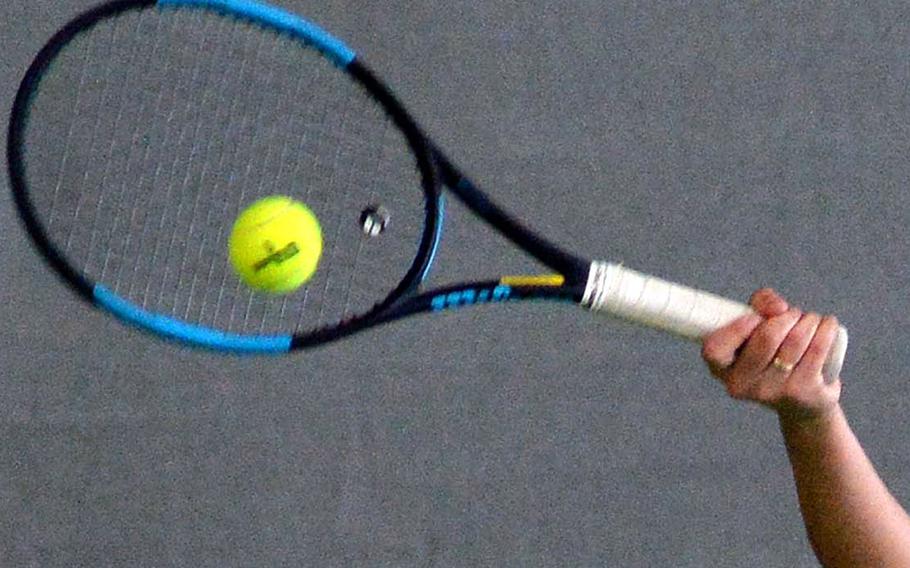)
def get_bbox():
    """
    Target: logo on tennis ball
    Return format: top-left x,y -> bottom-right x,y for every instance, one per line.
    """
253,240 -> 301,272
228,196 -> 323,294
